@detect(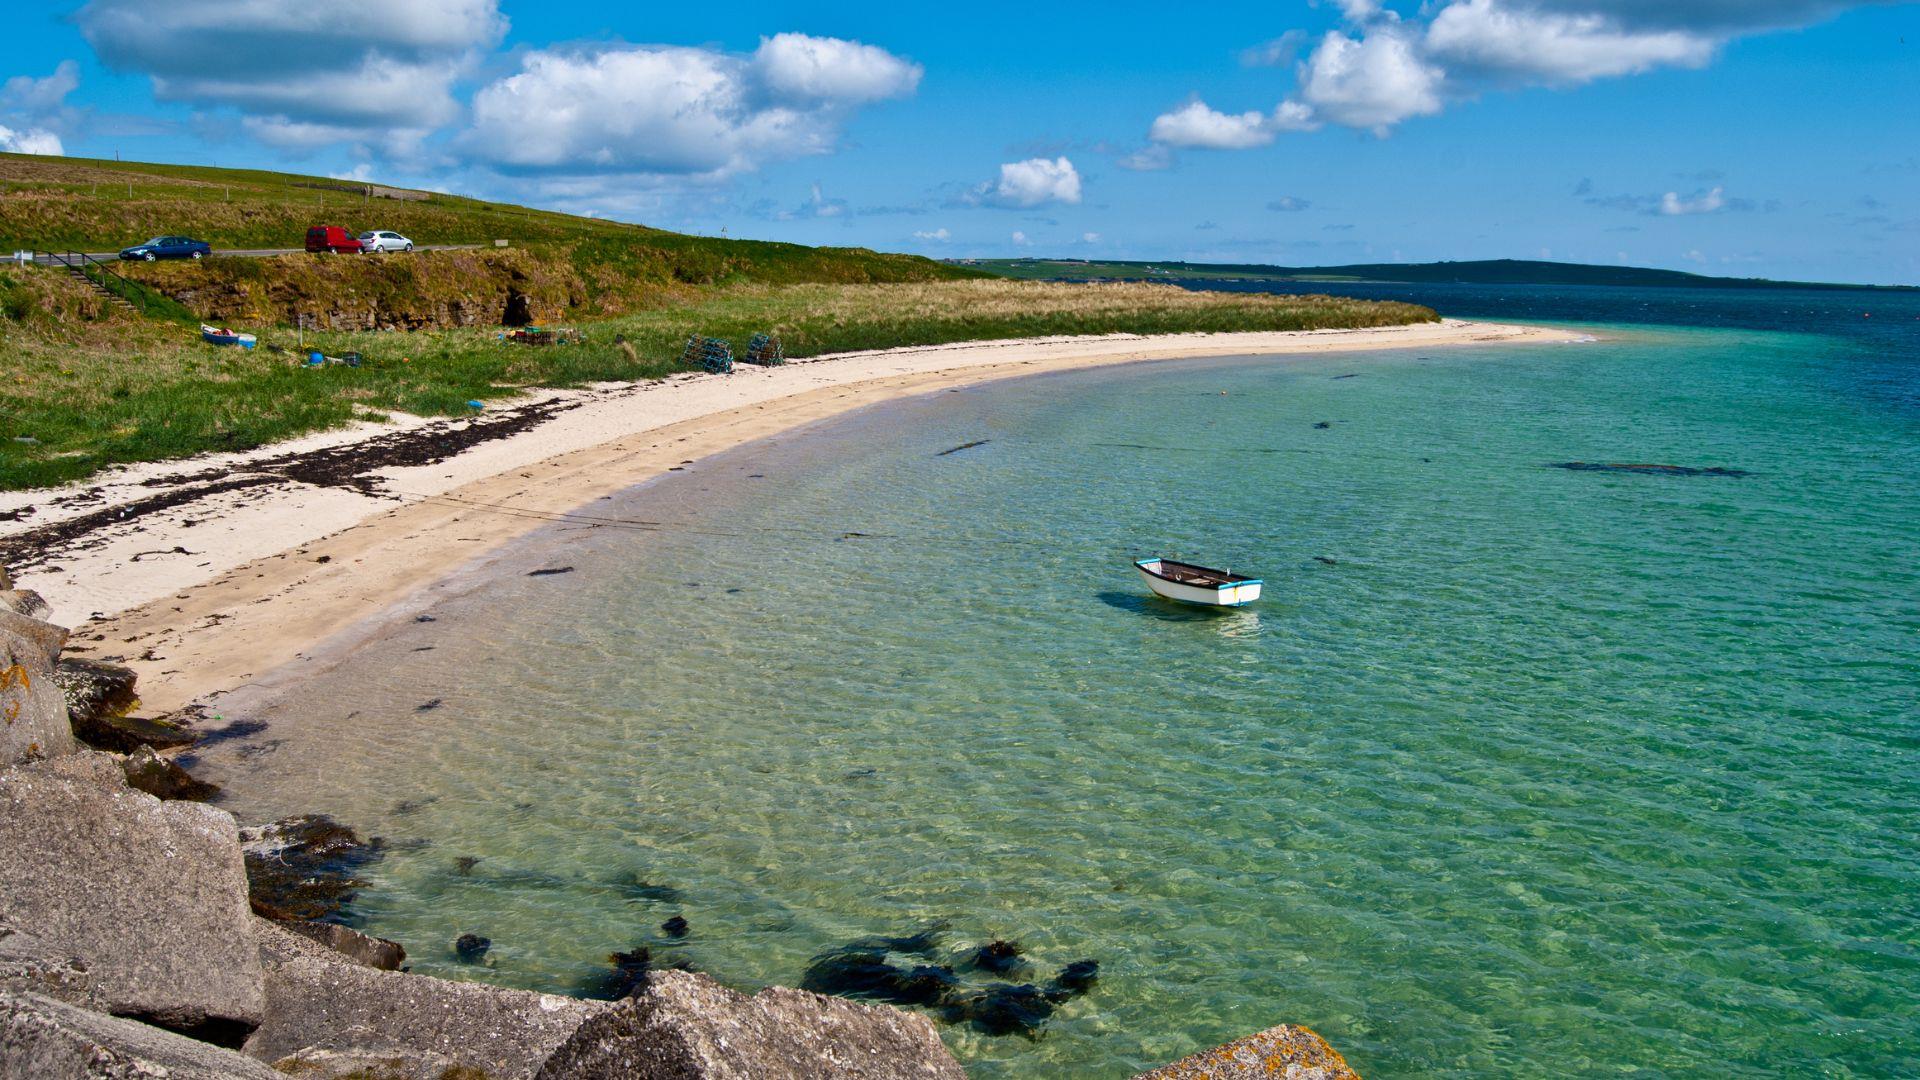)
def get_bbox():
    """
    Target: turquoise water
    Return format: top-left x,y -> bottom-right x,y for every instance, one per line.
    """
202,308 -> 1920,1077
